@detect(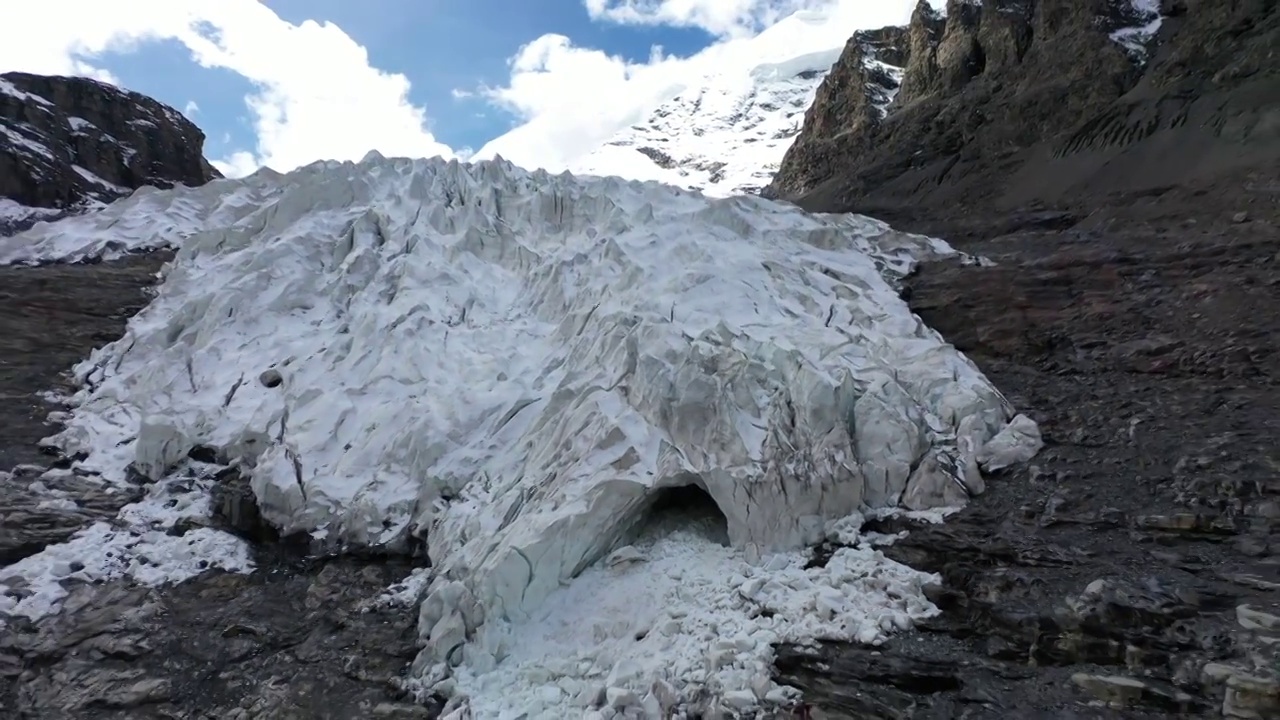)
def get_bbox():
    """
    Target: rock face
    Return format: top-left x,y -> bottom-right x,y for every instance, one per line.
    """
766,0 -> 1280,217
0,72 -> 220,235
792,26 -> 910,141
